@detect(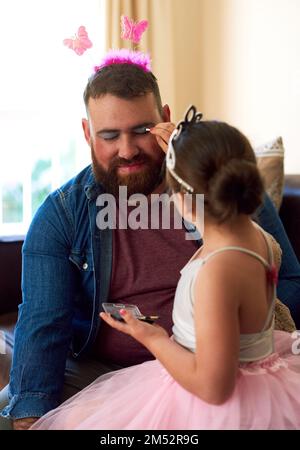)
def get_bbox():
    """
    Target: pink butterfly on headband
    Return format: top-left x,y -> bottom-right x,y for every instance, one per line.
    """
121,15 -> 148,44
63,26 -> 93,56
